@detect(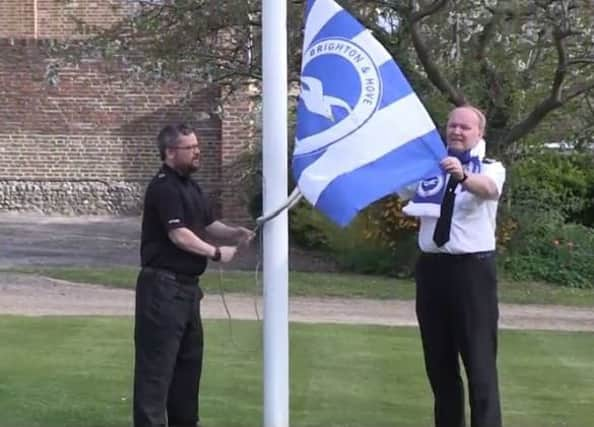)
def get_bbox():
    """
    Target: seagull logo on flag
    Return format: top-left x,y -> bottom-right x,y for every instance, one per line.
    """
295,35 -> 382,154
300,76 -> 353,122
293,0 -> 447,226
